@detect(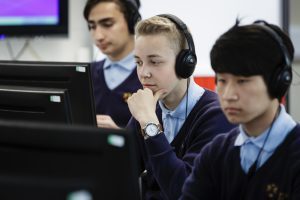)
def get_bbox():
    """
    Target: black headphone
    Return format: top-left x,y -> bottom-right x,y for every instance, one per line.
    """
158,14 -> 197,79
253,20 -> 292,99
124,0 -> 141,34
